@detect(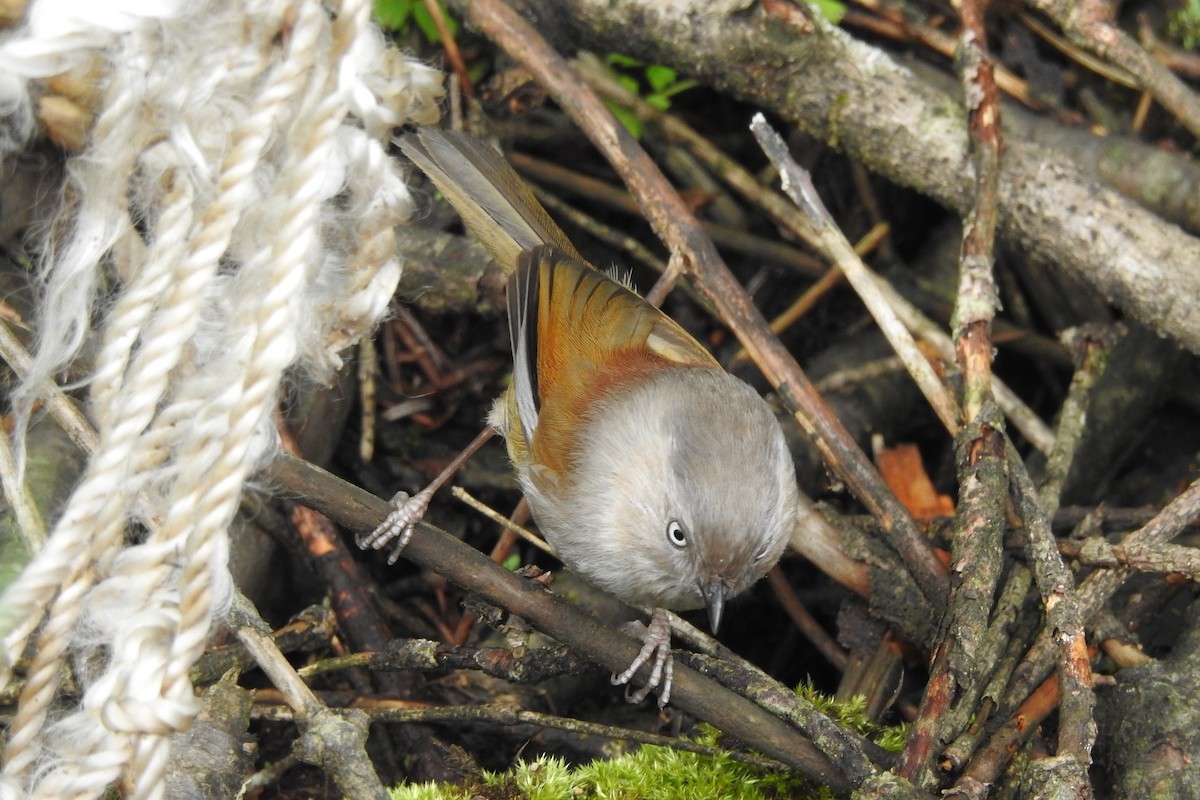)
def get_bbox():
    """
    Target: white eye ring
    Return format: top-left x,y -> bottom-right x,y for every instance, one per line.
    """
666,519 -> 687,548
